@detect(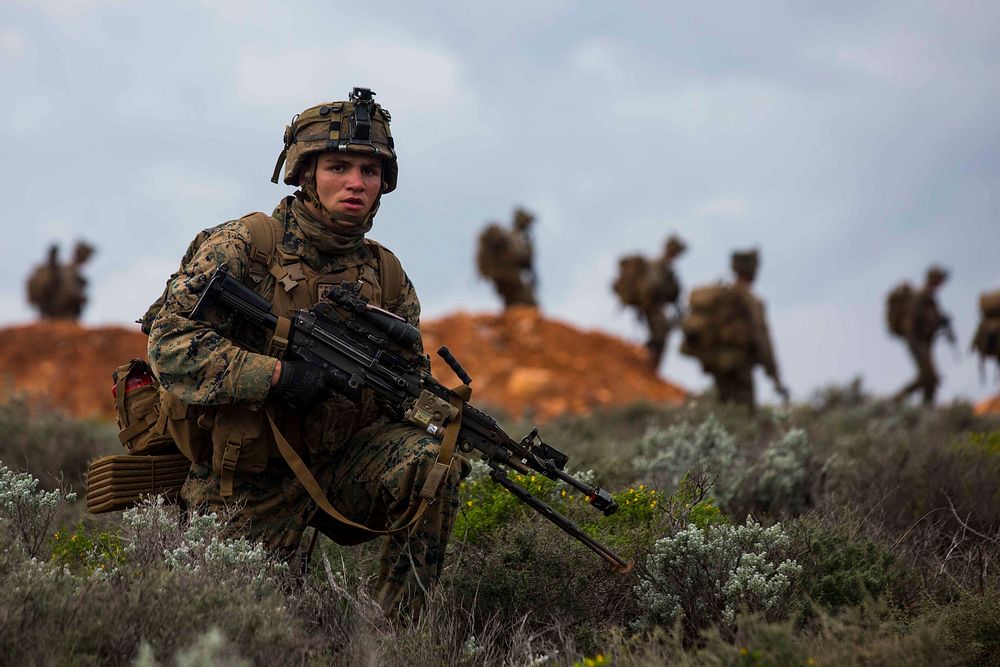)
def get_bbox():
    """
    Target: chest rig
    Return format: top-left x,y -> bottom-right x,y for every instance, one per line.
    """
238,211 -> 404,354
